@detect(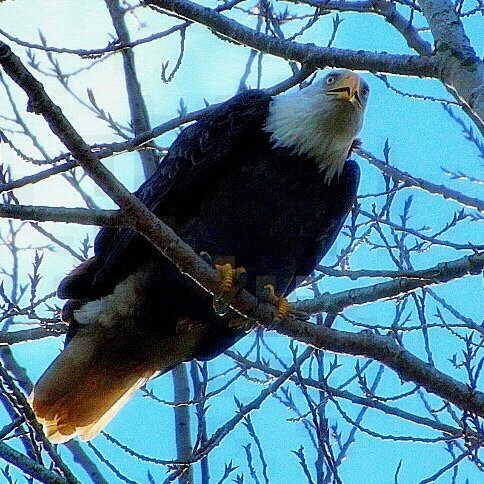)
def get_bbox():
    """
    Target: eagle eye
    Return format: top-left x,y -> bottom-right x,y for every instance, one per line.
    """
326,76 -> 335,85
